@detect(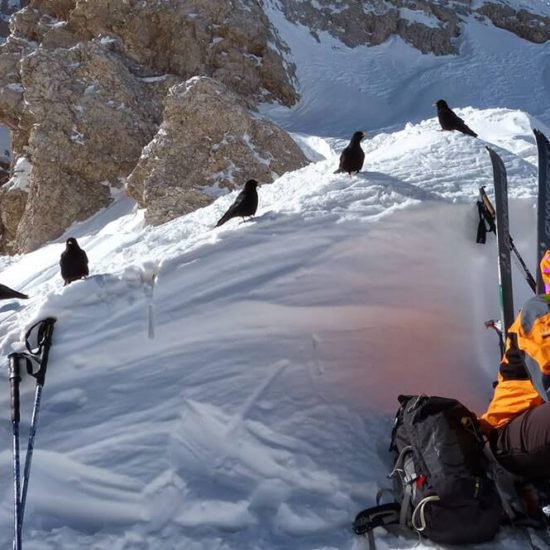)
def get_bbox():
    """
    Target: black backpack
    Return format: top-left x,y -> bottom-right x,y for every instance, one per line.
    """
353,395 -> 502,547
